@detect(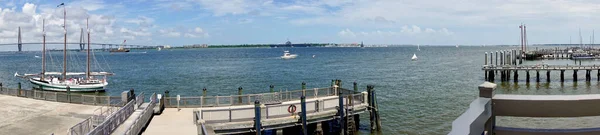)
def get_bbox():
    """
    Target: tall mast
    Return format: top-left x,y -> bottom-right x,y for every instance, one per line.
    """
520,24 -> 524,53
42,19 -> 46,81
523,25 -> 527,52
86,18 -> 90,79
61,4 -> 67,81
580,28 -> 583,48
